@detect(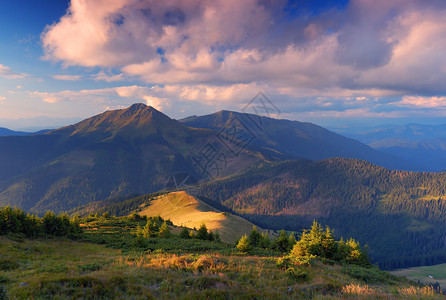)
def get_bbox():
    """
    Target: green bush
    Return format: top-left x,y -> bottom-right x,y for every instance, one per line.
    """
286,267 -> 309,281
78,263 -> 101,273
342,265 -> 394,284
